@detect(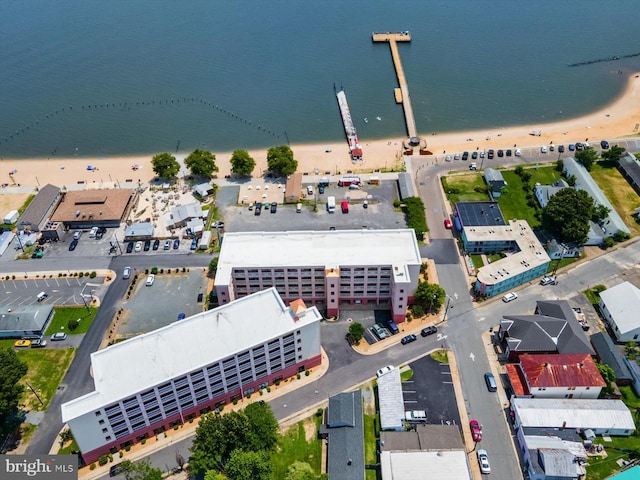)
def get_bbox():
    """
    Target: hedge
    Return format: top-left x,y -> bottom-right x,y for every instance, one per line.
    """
403,197 -> 428,240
